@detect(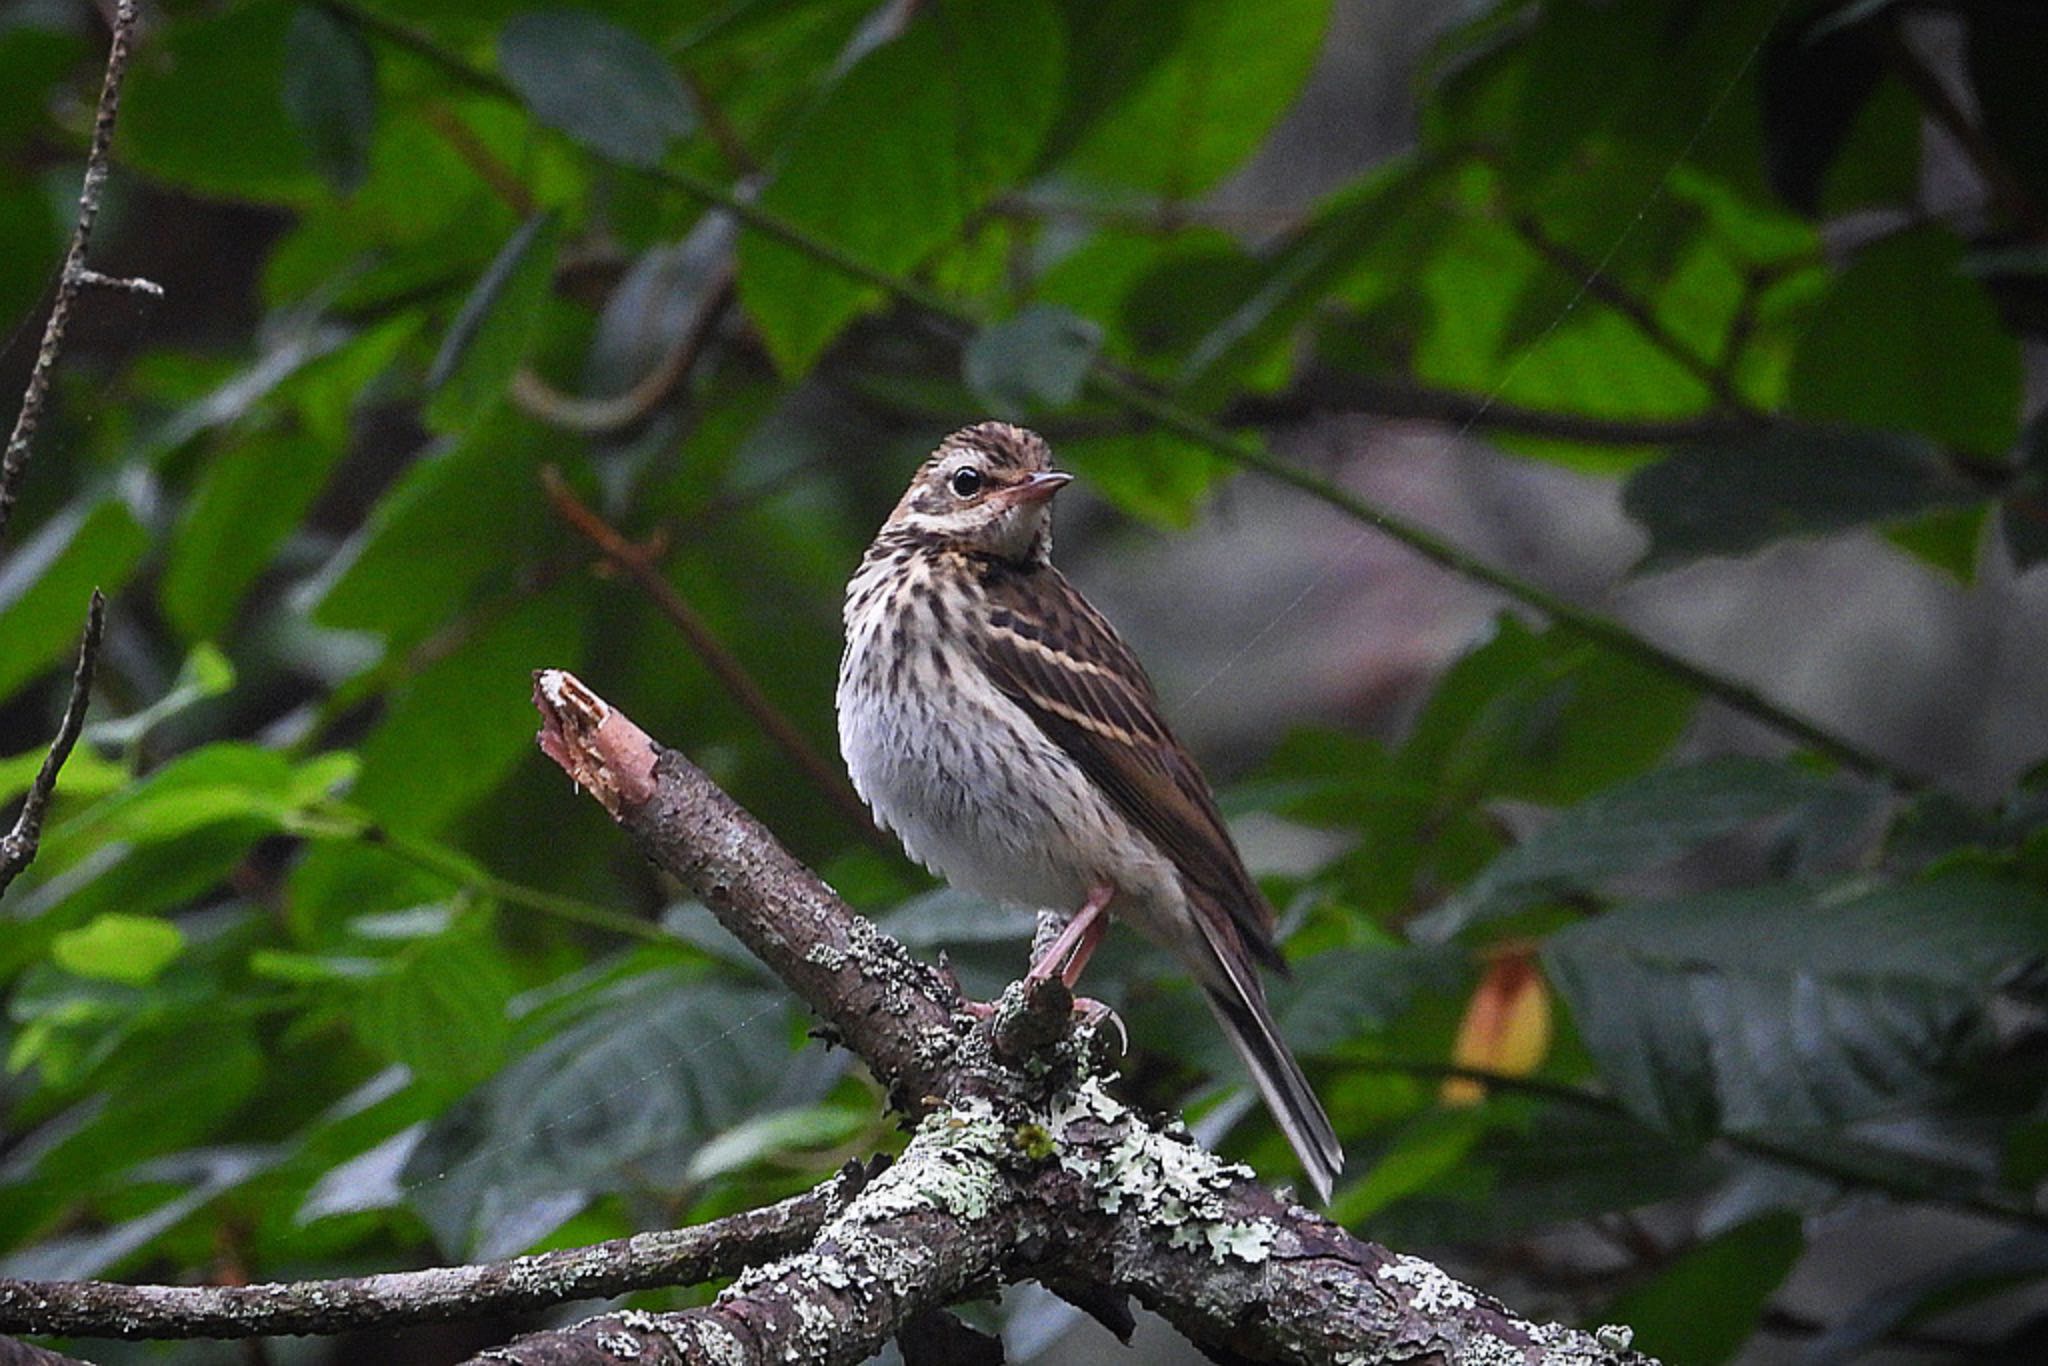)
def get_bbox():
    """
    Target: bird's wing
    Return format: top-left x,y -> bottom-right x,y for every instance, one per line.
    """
972,564 -> 1284,972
